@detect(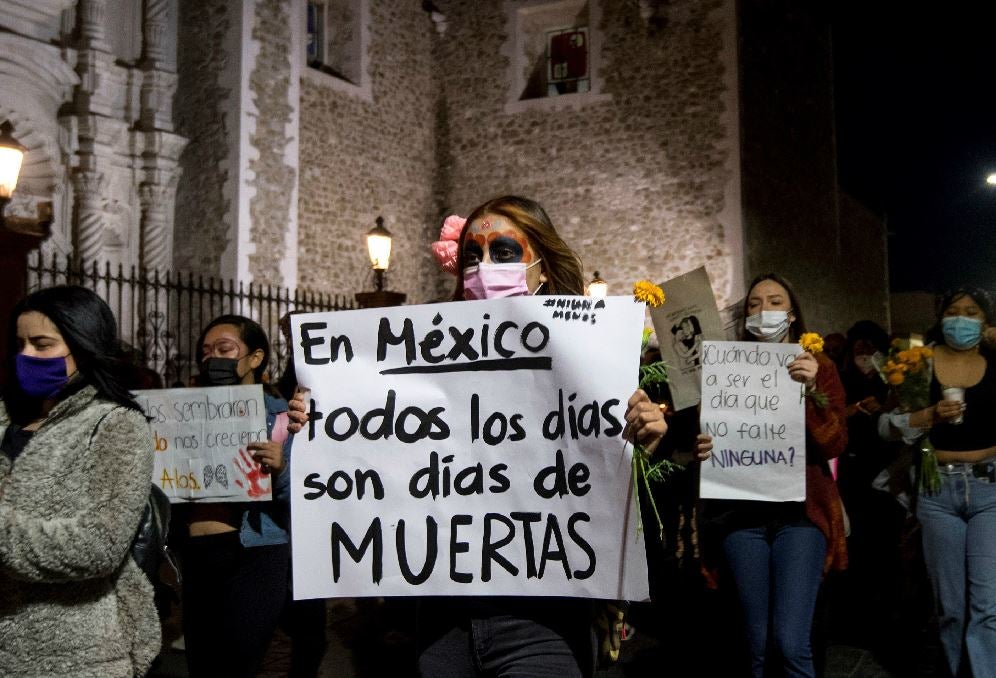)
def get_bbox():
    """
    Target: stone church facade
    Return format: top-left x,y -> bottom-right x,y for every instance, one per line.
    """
0,0 -> 888,338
